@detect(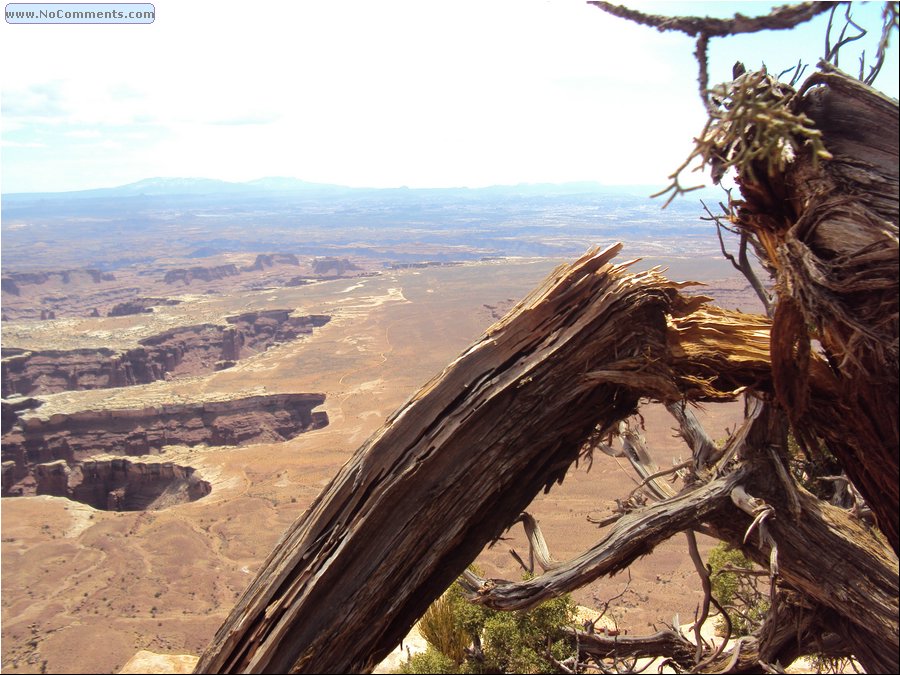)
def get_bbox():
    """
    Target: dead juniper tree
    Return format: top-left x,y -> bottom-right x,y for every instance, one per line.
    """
195,4 -> 898,673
